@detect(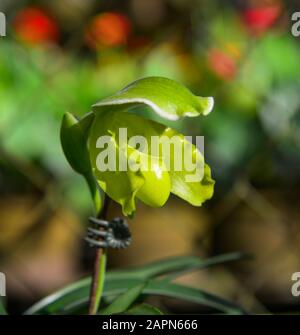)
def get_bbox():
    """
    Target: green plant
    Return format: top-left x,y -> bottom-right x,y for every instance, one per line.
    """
25,253 -> 248,315
60,76 -> 218,315
0,76 -> 246,316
